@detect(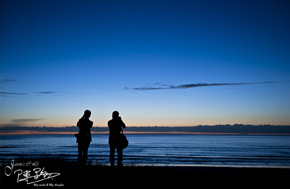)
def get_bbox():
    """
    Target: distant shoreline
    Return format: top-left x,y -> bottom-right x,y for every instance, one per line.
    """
1,124 -> 290,135
1,131 -> 290,135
